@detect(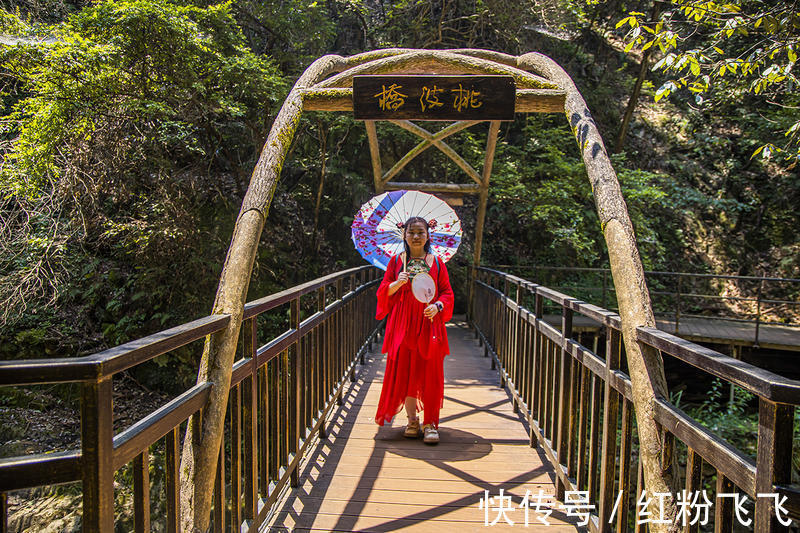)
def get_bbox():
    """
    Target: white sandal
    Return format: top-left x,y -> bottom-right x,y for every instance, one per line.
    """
422,424 -> 439,444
